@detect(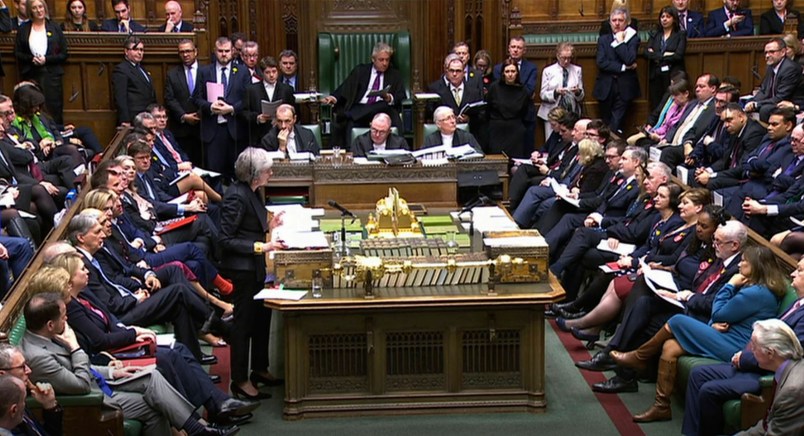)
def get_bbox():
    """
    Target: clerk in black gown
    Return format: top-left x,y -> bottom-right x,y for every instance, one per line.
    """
485,57 -> 530,157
